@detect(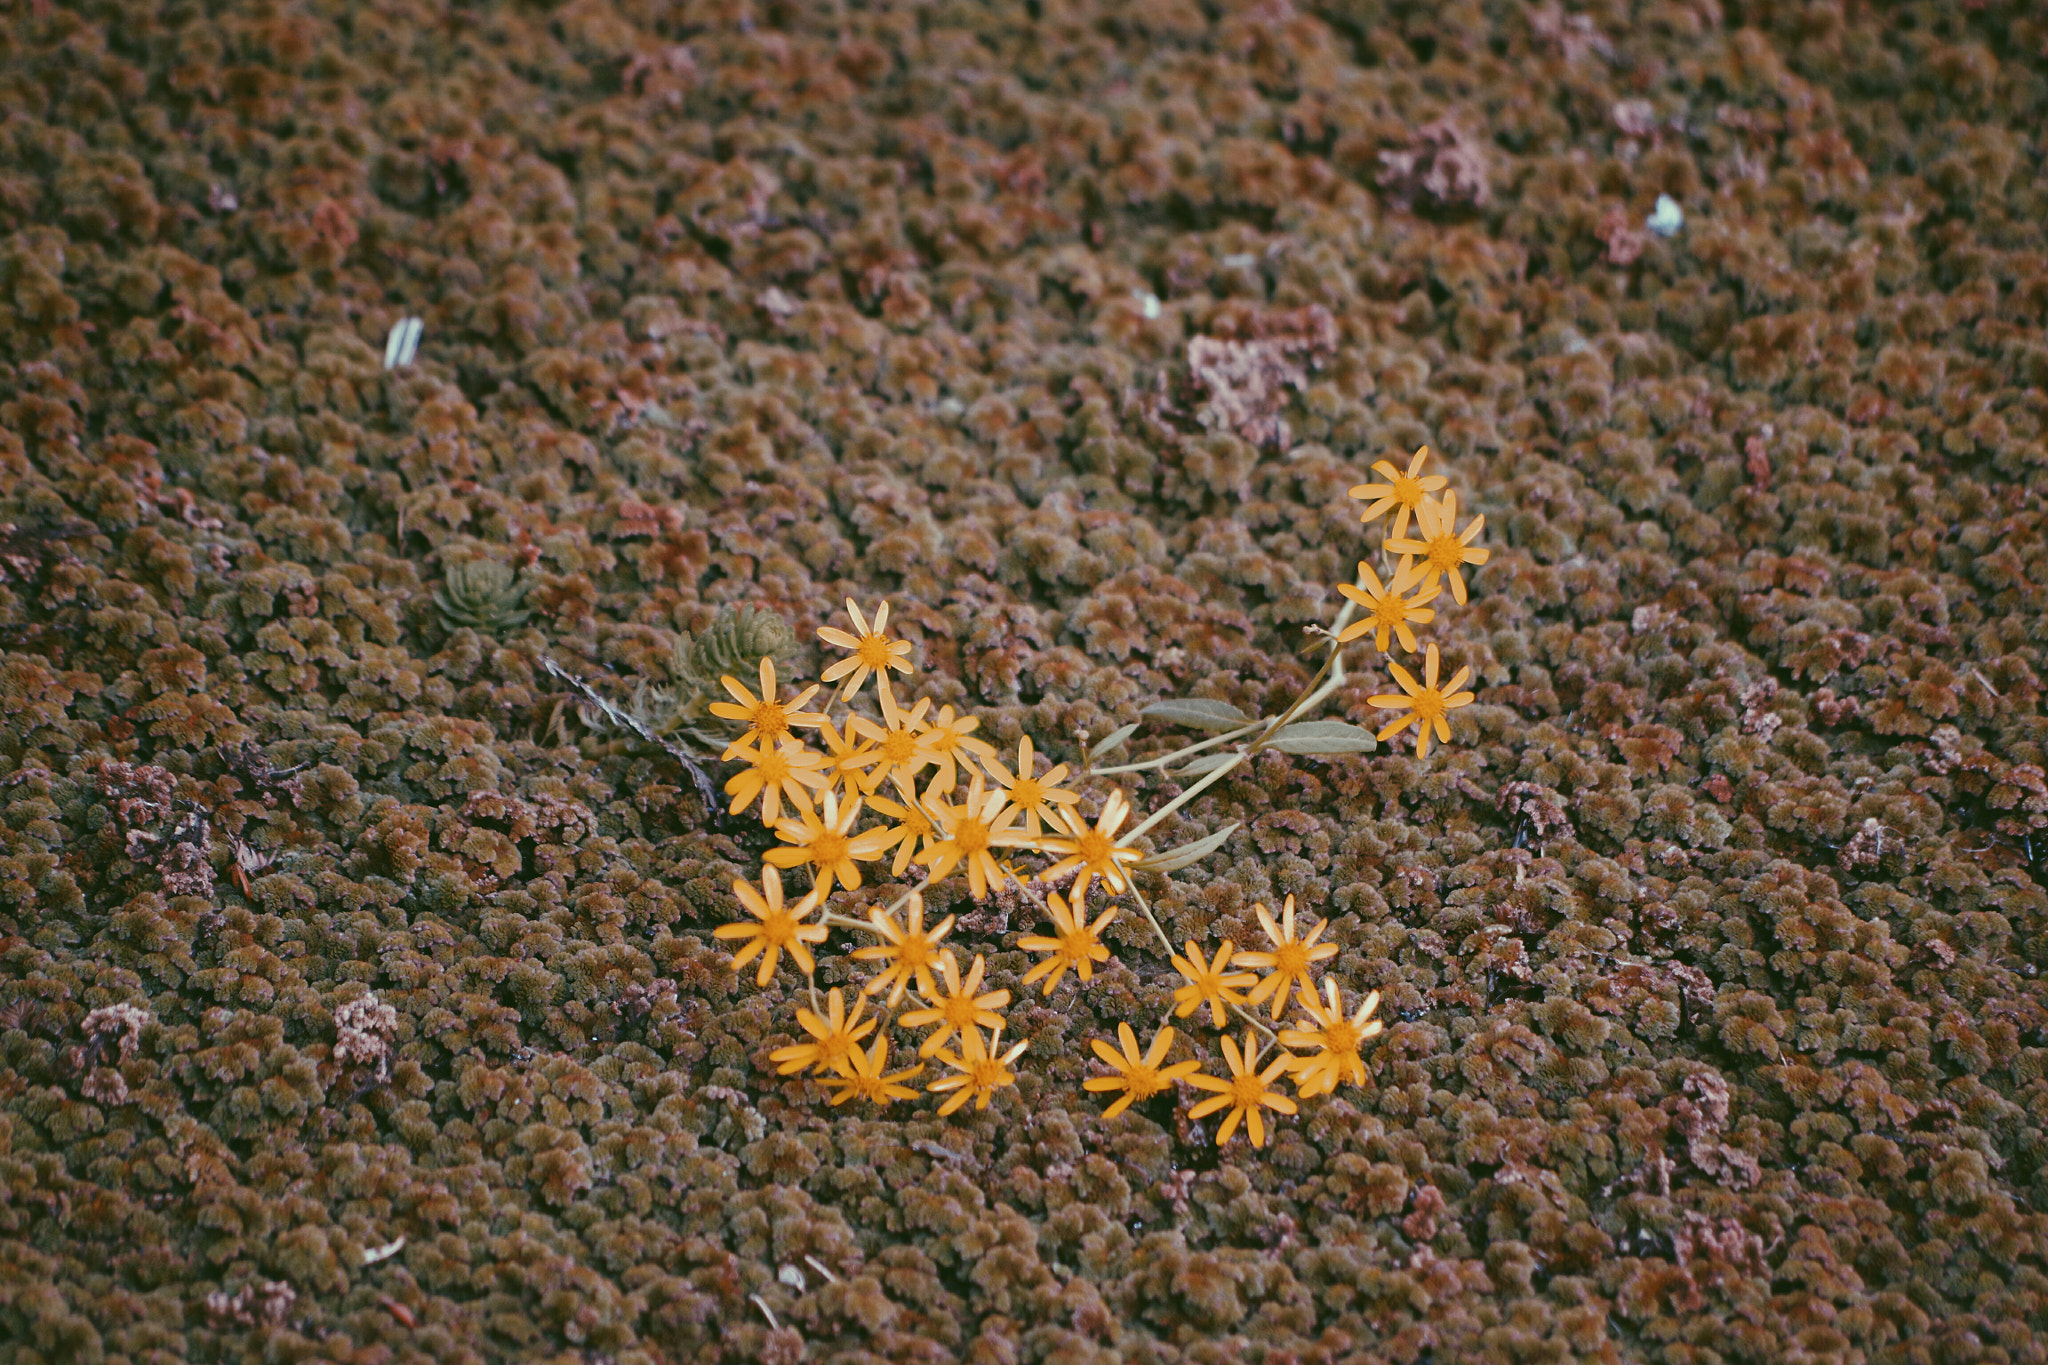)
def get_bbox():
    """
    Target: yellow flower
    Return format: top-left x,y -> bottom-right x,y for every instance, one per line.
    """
1348,445 -> 1448,540
817,597 -> 914,700
1384,489 -> 1489,605
1170,940 -> 1258,1027
919,703 -> 997,794
851,892 -> 956,1007
709,657 -> 828,756
1018,891 -> 1118,995
1335,557 -> 1441,653
1368,643 -> 1476,760
865,781 -> 938,878
722,736 -> 828,825
1036,790 -> 1144,903
897,950 -> 1011,1057
979,734 -> 1082,837
1236,894 -> 1339,1019
821,1034 -> 924,1106
918,772 -> 1030,901
767,988 -> 875,1076
1084,1023 -> 1200,1119
812,718 -> 876,799
1186,1030 -> 1299,1148
847,678 -> 934,794
1280,978 -> 1383,1099
764,788 -> 896,896
713,867 -> 828,987
927,1024 -> 1027,1116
